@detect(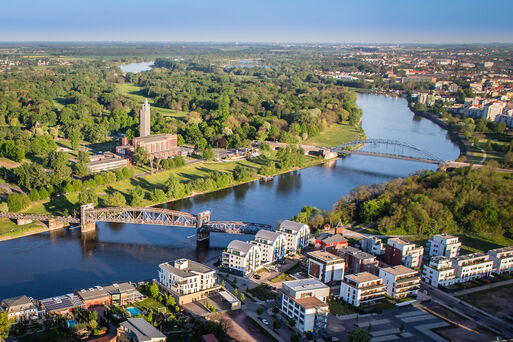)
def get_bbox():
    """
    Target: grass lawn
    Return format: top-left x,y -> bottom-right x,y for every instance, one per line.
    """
134,297 -> 167,314
18,328 -> 75,342
116,83 -> 187,120
328,300 -> 356,315
303,123 -> 363,148
0,218 -> 48,241
247,285 -> 277,301
19,152 -> 324,216
269,273 -> 294,283
457,234 -> 513,254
